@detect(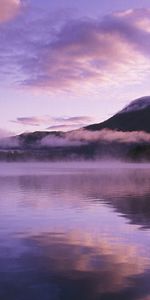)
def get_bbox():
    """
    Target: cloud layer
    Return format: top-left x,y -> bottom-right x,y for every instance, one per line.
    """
66,129 -> 150,144
34,129 -> 150,148
12,115 -> 93,131
0,7 -> 150,91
